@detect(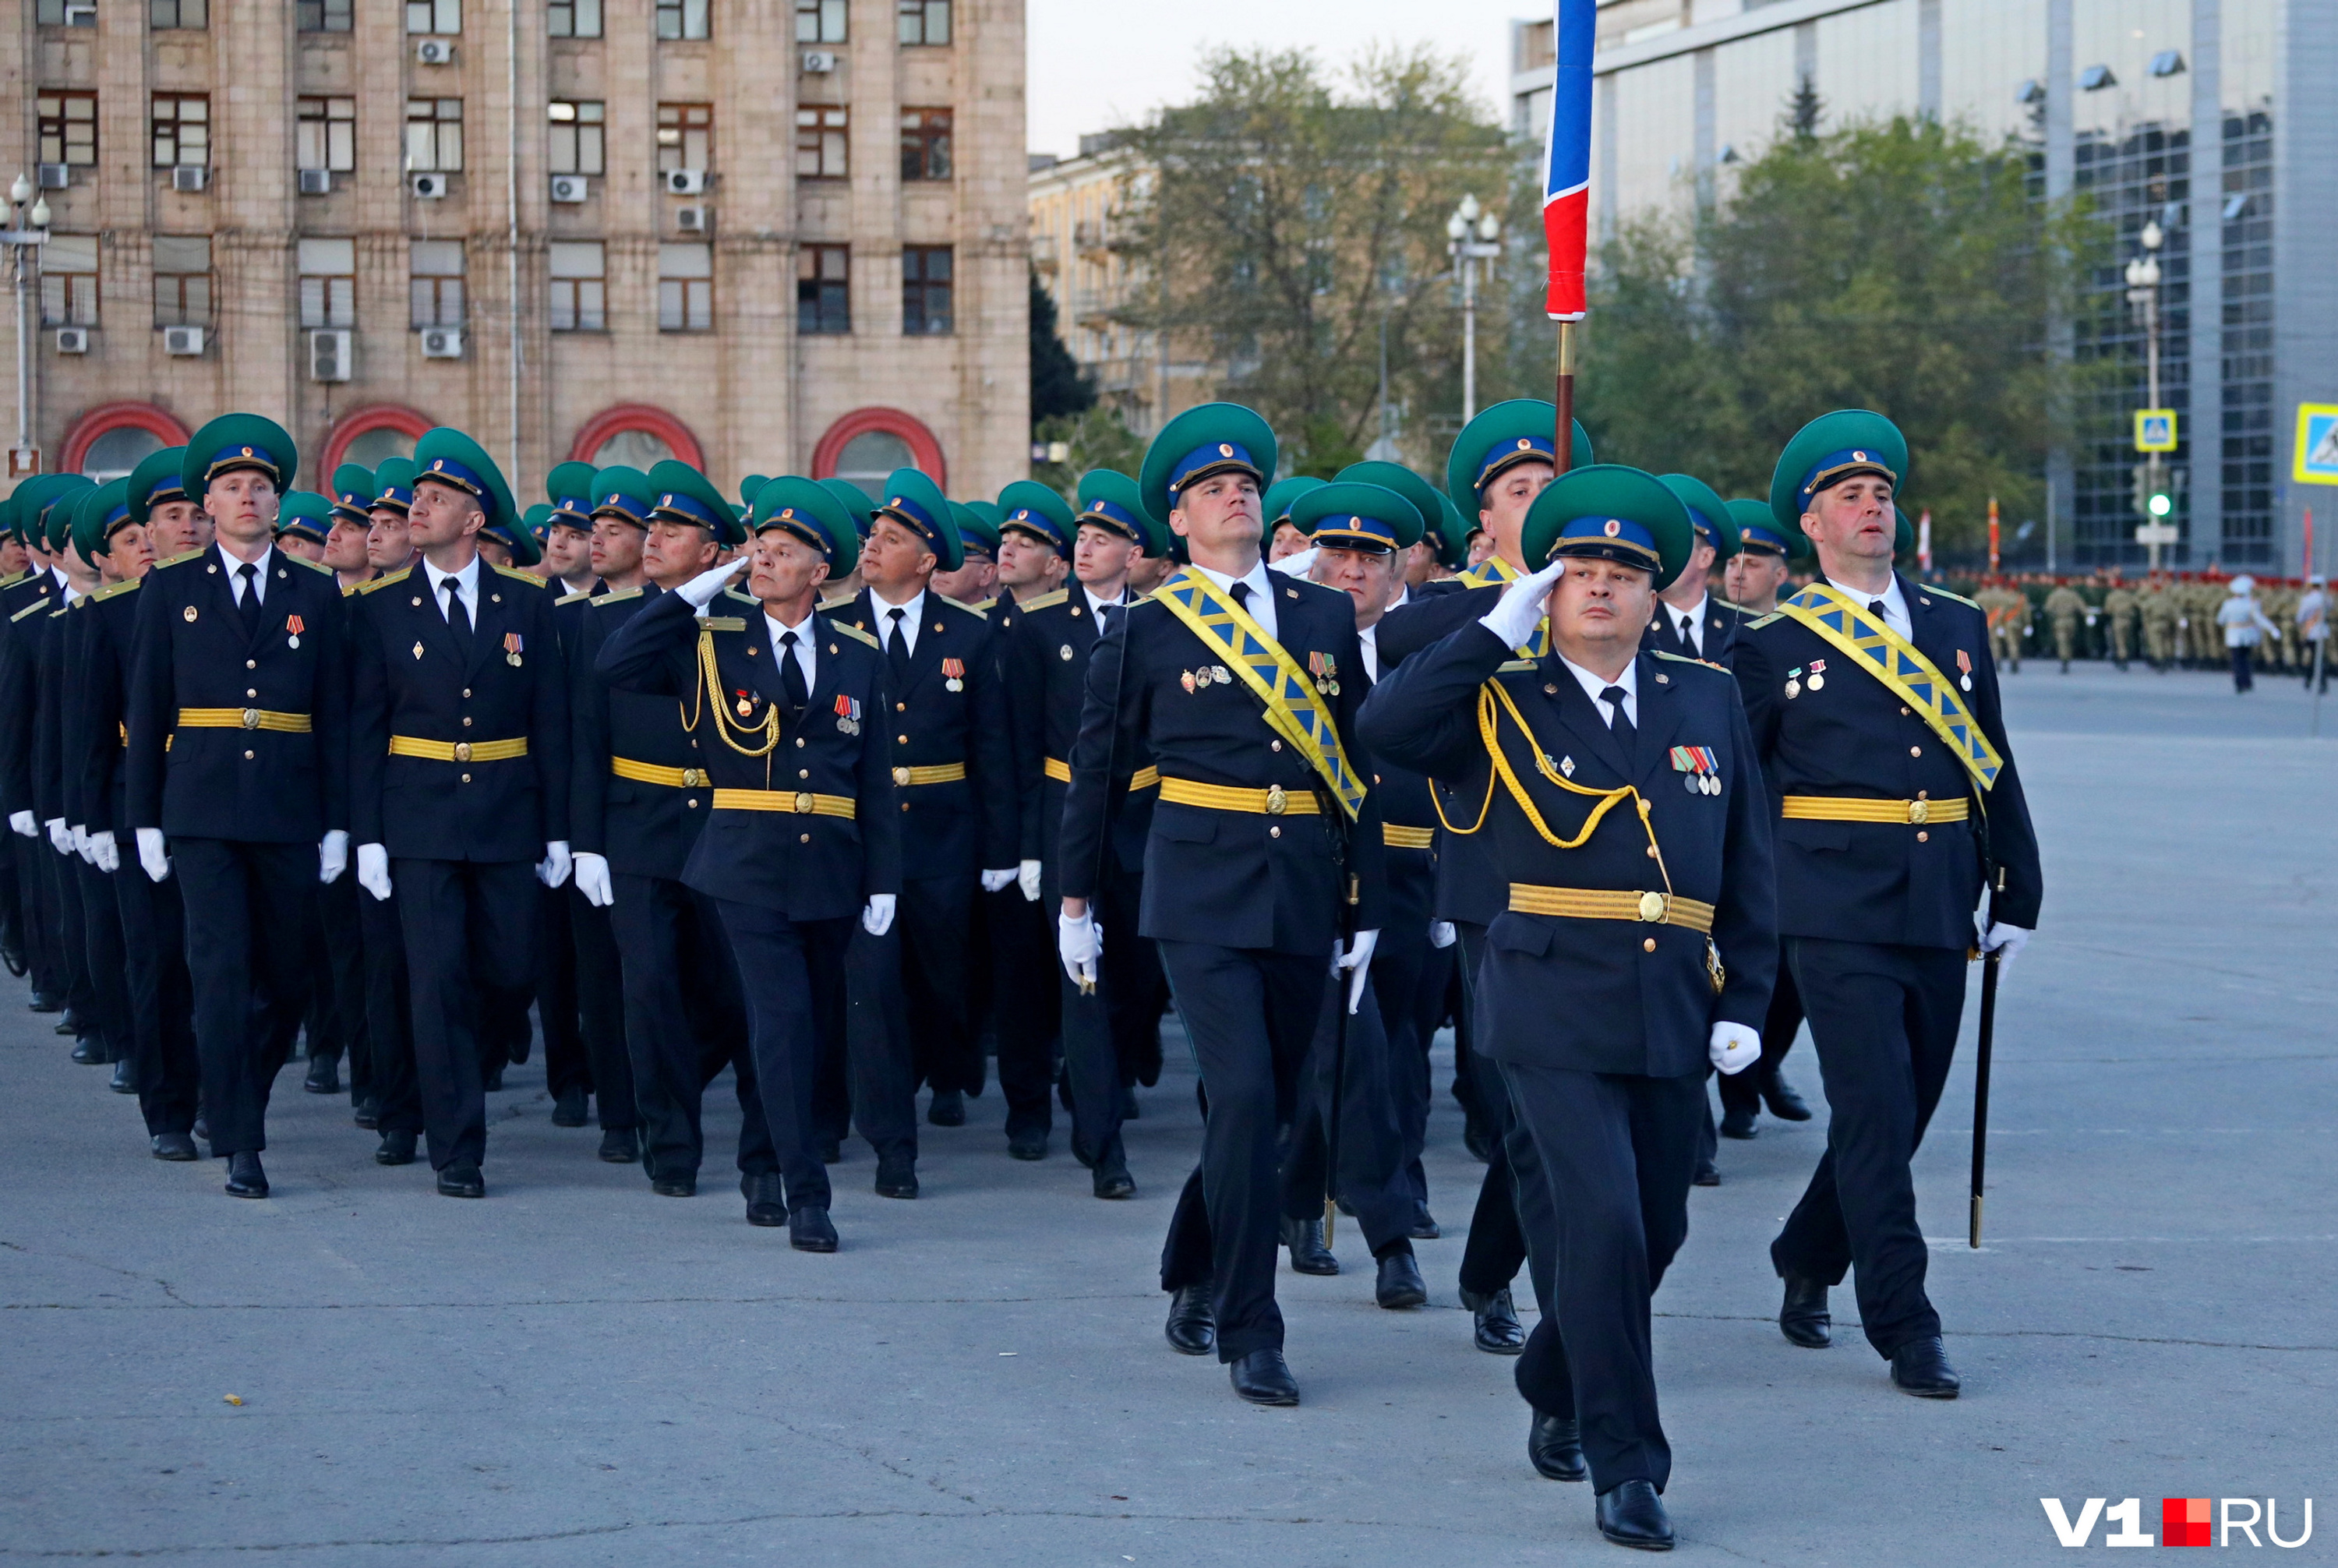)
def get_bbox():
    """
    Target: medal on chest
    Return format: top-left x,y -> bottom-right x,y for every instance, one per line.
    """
1308,650 -> 1340,696
503,631 -> 524,667
1955,648 -> 1973,691
941,656 -> 965,693
1669,744 -> 1722,796
285,613 -> 304,651
835,693 -> 861,735
1805,658 -> 1826,692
